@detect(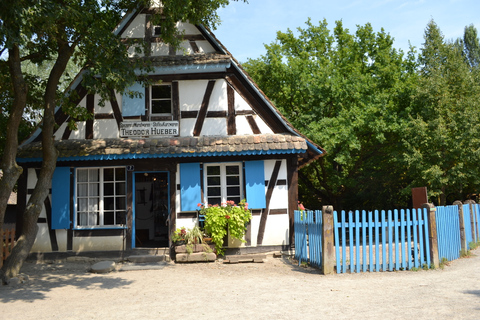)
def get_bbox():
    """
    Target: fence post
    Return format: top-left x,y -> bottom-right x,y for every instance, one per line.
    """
422,203 -> 439,268
465,200 -> 477,243
322,205 -> 335,275
453,200 -> 467,251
